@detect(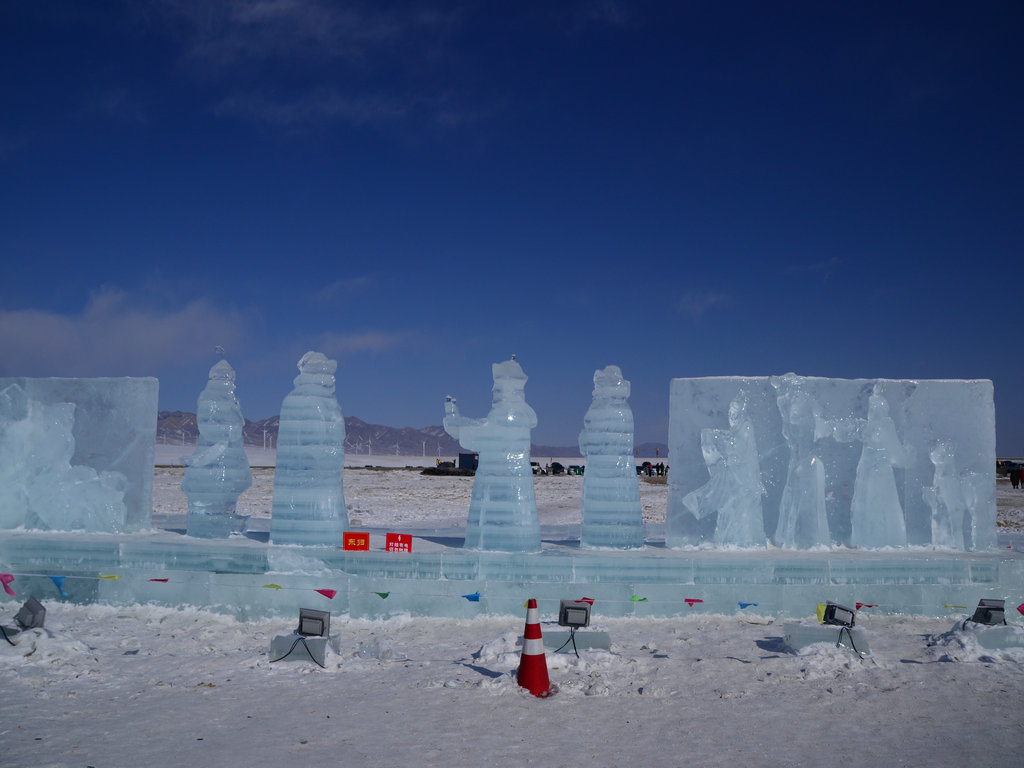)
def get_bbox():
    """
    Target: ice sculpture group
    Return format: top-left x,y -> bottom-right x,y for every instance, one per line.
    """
0,361 -> 998,555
